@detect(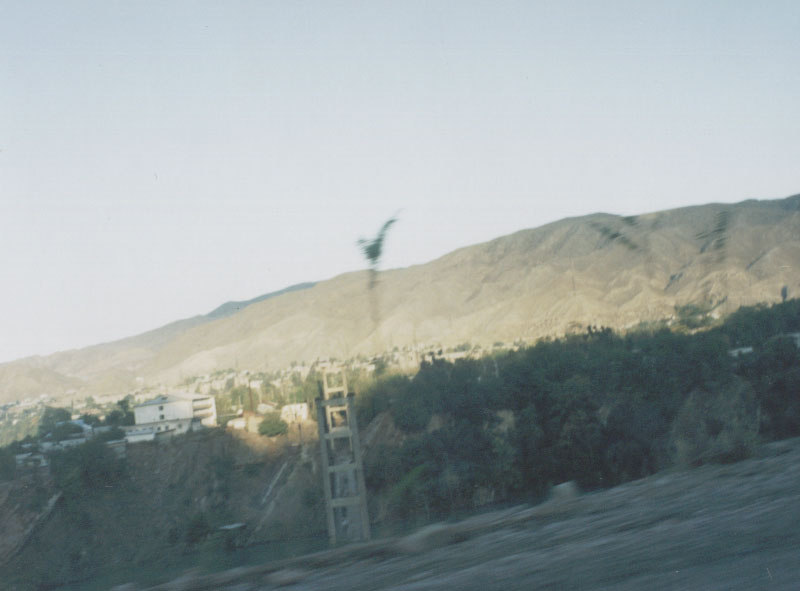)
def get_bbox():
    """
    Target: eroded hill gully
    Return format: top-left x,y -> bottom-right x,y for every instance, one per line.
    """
121,437 -> 800,591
